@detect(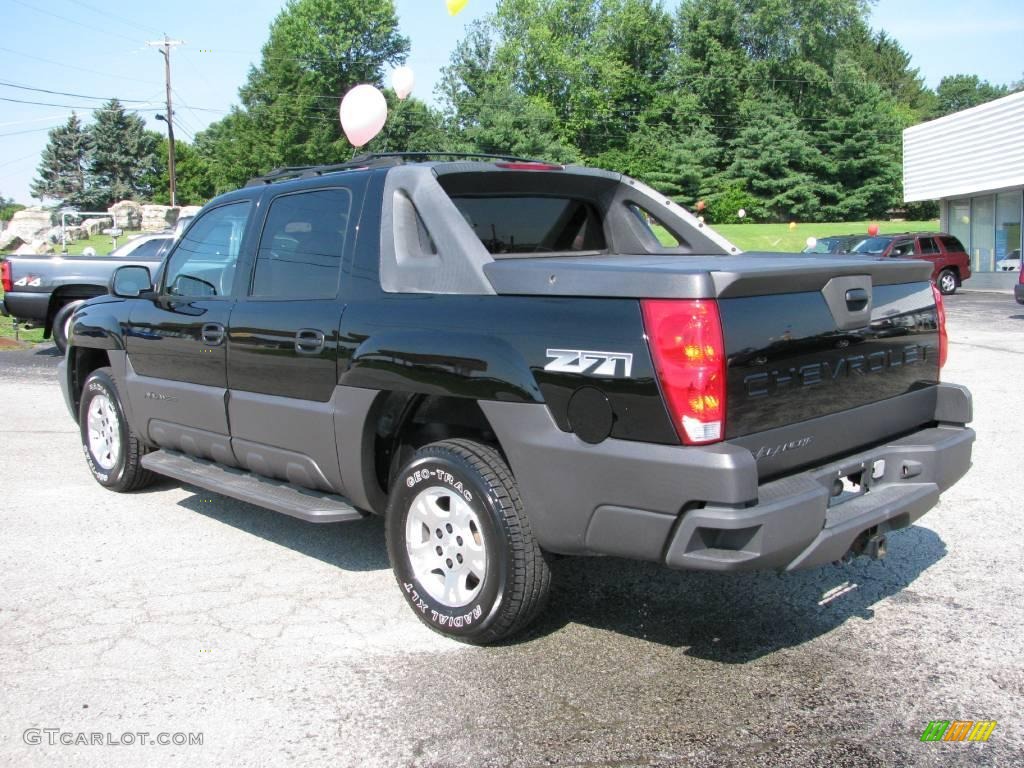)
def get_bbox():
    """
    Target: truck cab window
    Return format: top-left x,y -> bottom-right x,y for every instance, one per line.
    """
164,201 -> 251,297
252,188 -> 352,299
